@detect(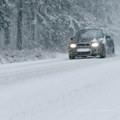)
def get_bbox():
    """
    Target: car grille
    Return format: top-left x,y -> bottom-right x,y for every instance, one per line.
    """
77,43 -> 90,48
